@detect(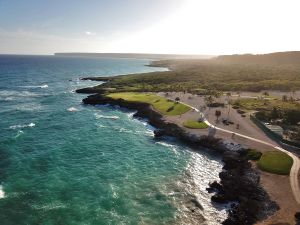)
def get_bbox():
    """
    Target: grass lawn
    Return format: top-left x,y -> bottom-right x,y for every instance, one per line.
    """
183,120 -> 209,129
107,92 -> 190,116
257,151 -> 293,175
